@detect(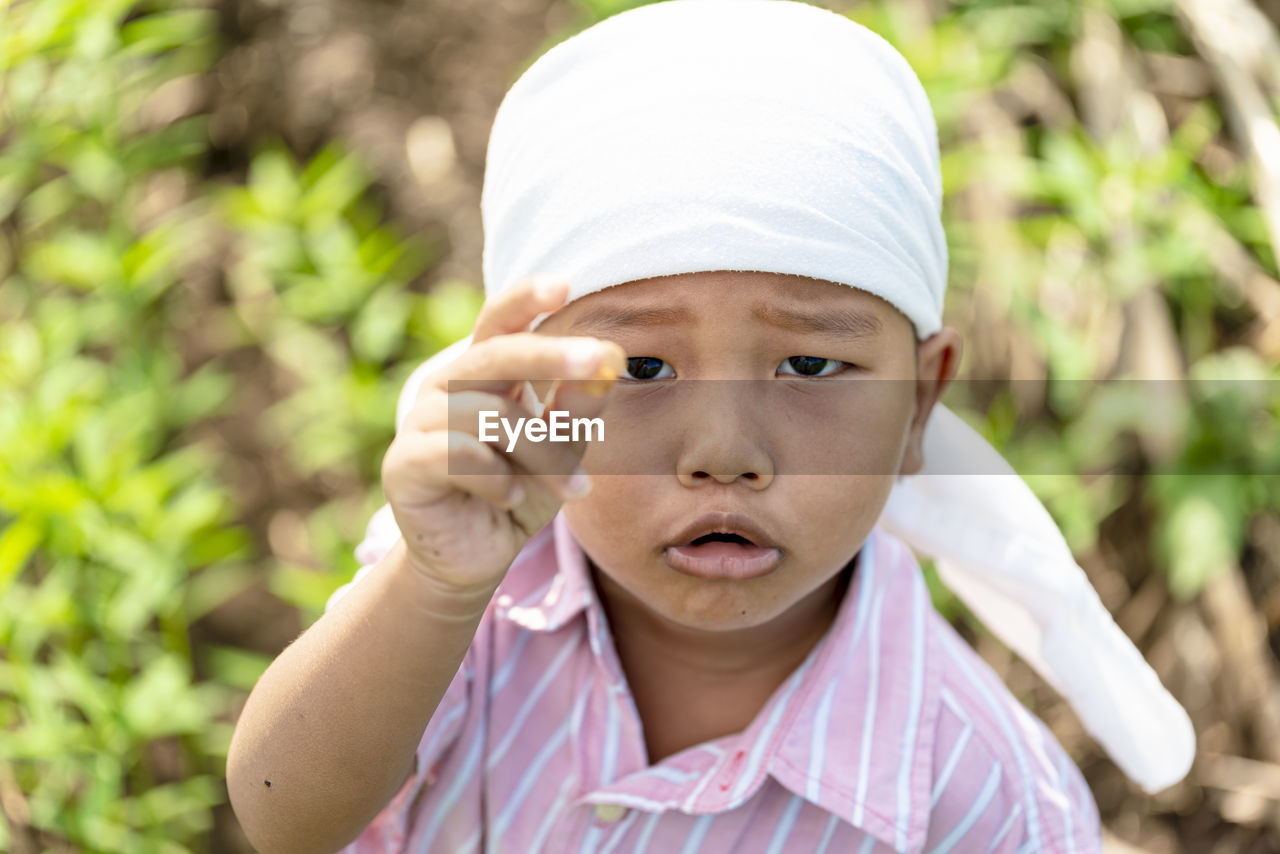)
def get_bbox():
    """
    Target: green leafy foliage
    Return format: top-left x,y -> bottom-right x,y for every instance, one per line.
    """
0,0 -> 468,848
0,1 -> 247,848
